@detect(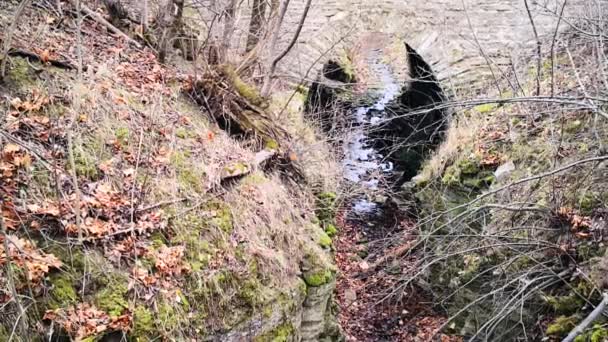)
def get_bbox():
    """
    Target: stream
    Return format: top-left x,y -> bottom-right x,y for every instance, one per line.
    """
342,54 -> 401,215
